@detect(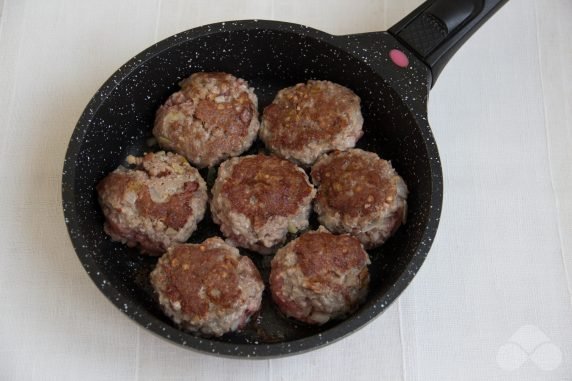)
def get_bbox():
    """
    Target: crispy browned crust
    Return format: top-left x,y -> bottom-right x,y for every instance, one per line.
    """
294,231 -> 366,277
269,229 -> 369,324
219,155 -> 313,228
311,149 -> 397,219
154,72 -> 258,167
96,151 -> 206,254
261,80 -> 362,159
135,181 -> 199,229
155,241 -> 242,318
97,153 -> 201,230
